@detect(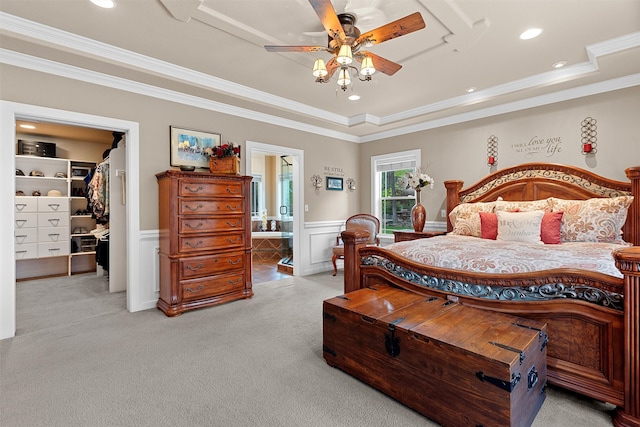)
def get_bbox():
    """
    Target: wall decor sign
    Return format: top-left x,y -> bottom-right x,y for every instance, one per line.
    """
511,135 -> 563,159
324,166 -> 345,177
170,126 -> 221,169
326,176 -> 344,191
